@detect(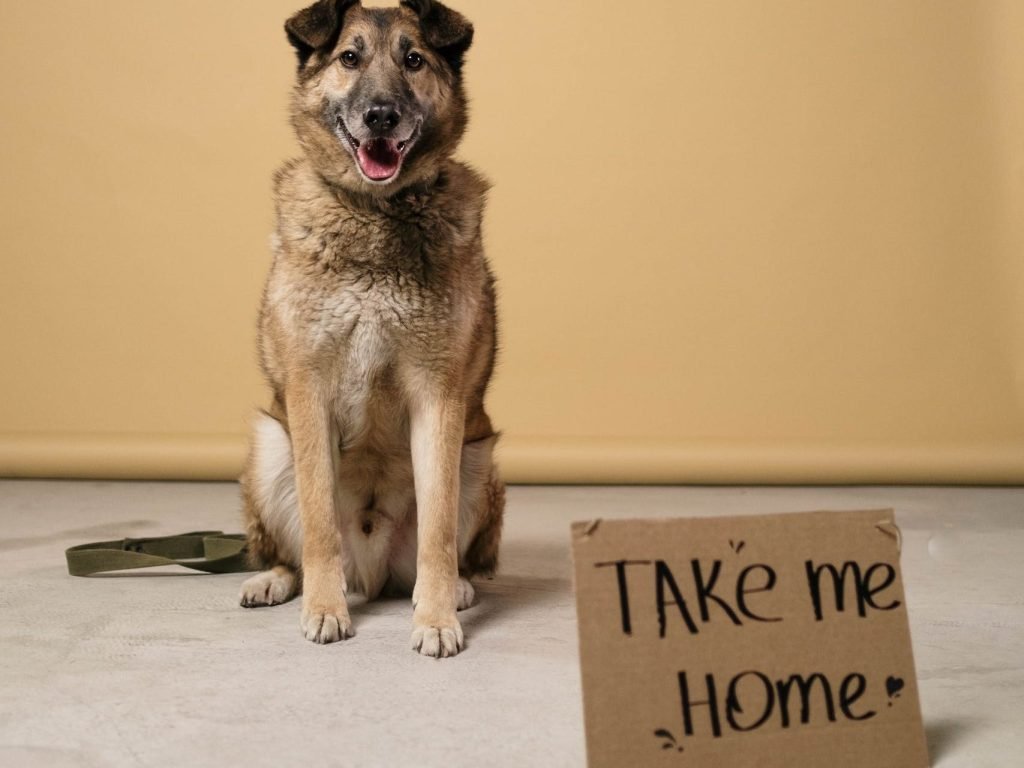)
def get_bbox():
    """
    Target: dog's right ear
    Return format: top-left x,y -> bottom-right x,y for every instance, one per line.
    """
400,0 -> 474,73
285,0 -> 358,70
